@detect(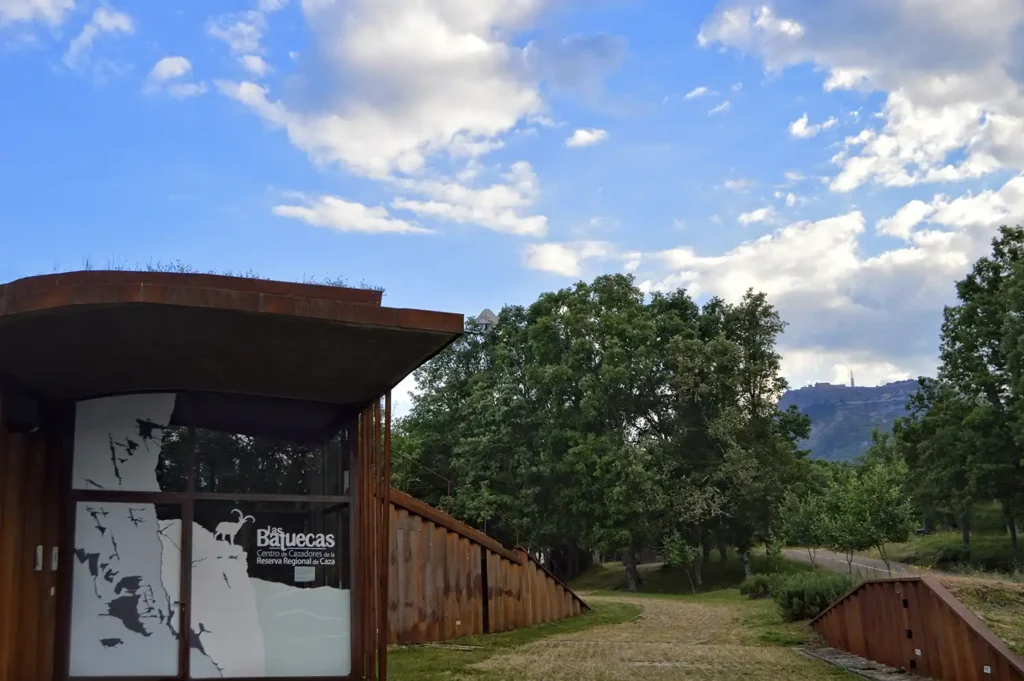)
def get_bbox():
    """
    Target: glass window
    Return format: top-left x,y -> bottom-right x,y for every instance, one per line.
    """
189,500 -> 351,678
72,392 -> 351,495
192,431 -> 348,496
72,394 -> 189,492
68,502 -> 183,677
